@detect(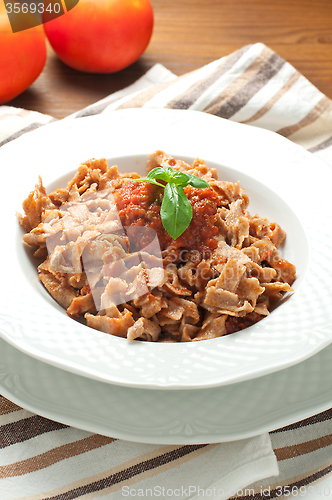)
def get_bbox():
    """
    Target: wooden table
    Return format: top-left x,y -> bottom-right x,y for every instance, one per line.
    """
9,0 -> 332,119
